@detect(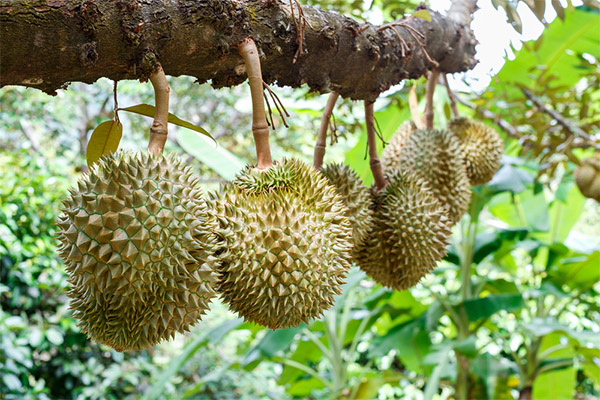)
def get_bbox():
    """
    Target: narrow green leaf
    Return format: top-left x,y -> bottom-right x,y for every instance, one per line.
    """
177,129 -> 244,180
412,9 -> 432,22
460,294 -> 524,322
86,120 -> 123,167
120,104 -> 214,141
423,345 -> 451,400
